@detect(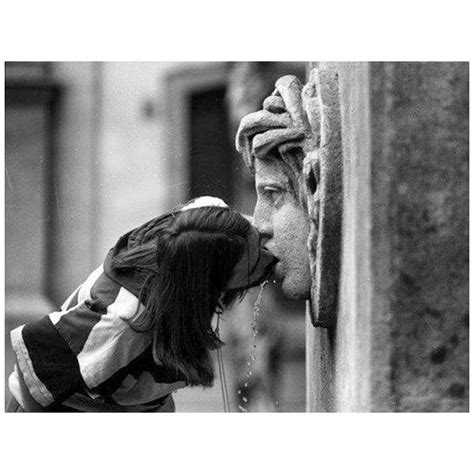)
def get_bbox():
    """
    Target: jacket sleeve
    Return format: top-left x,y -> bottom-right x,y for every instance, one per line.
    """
10,315 -> 86,407
10,266 -> 105,407
10,265 -> 151,408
